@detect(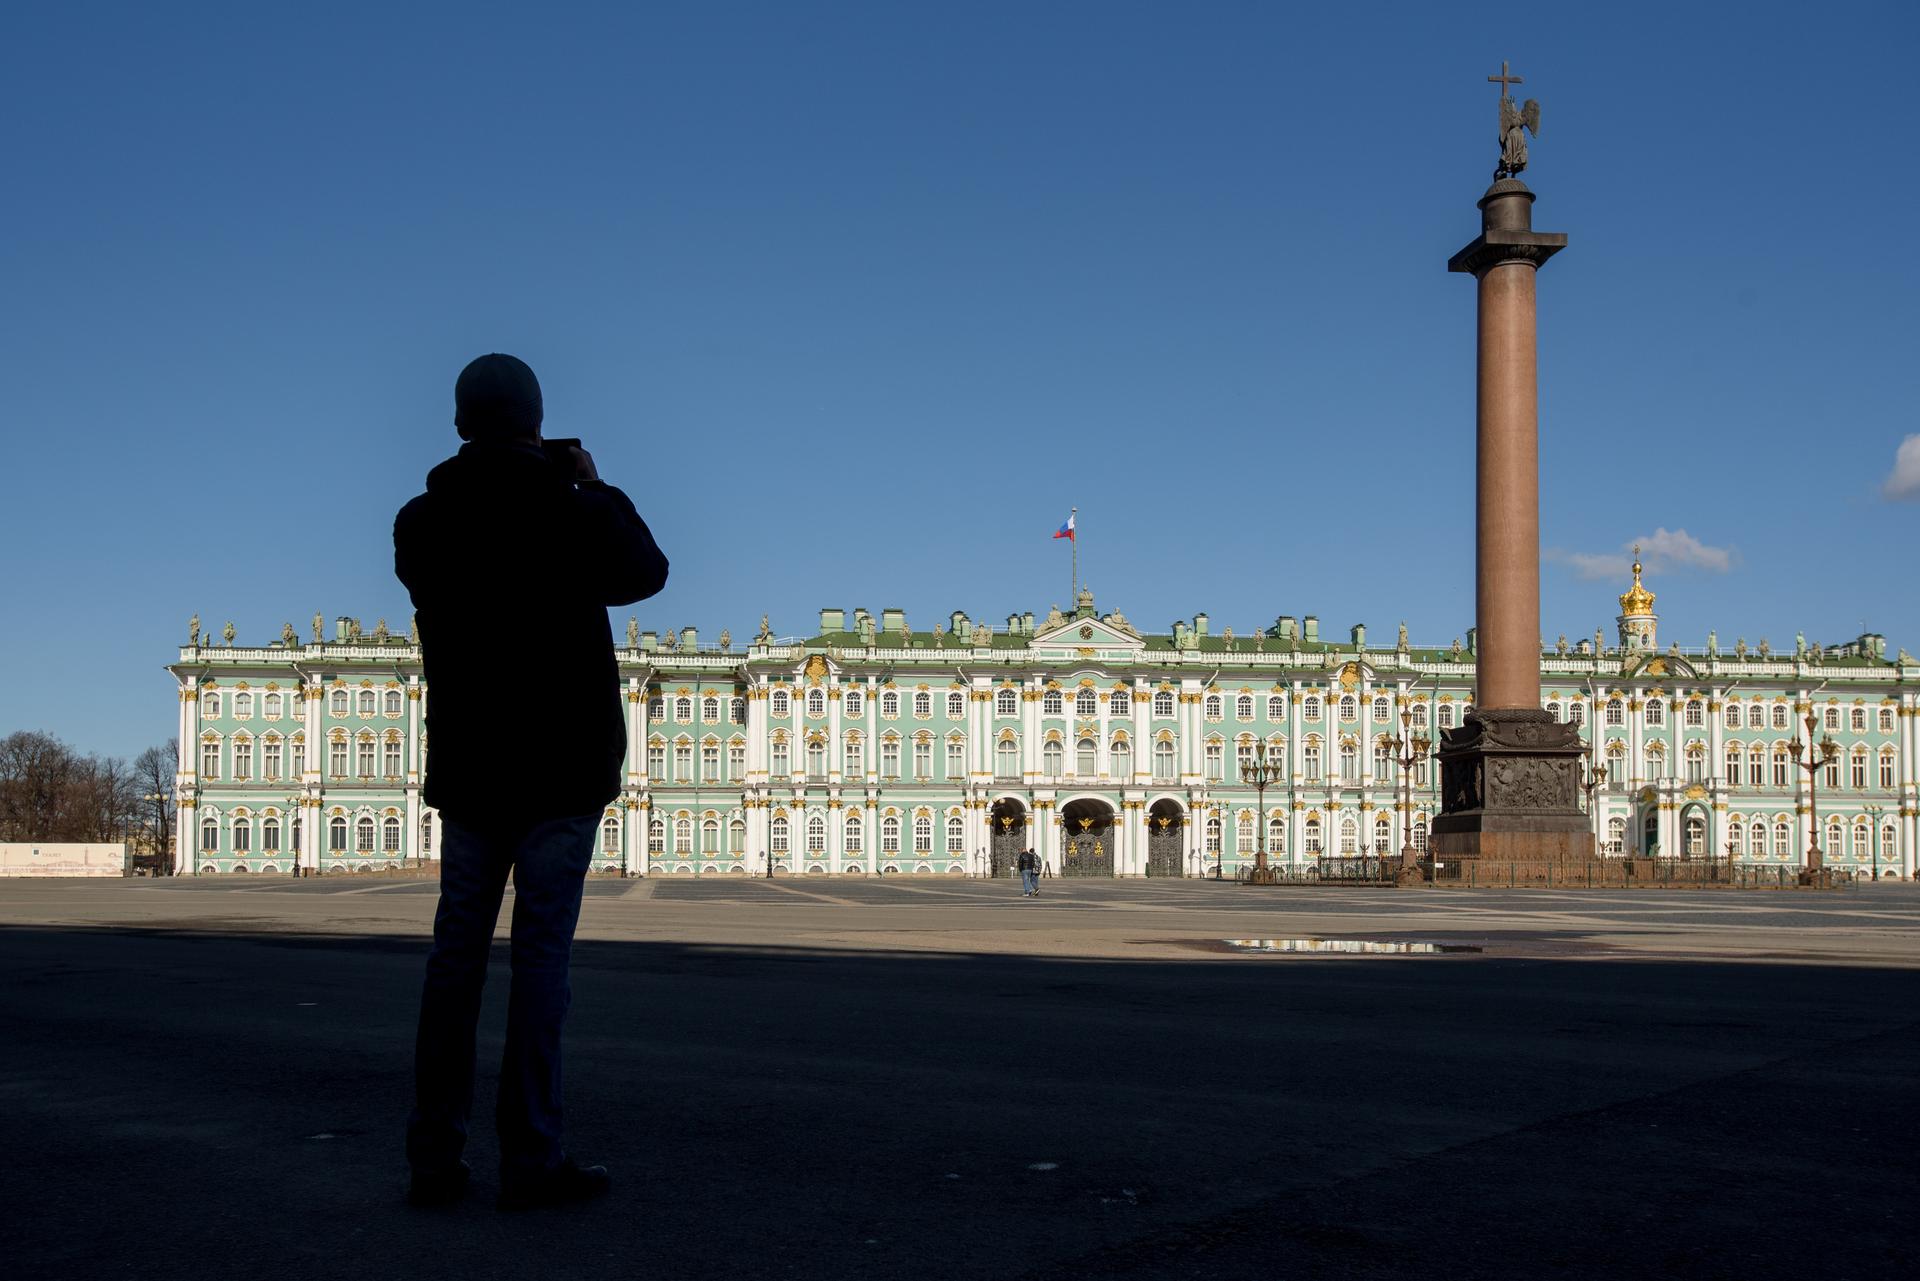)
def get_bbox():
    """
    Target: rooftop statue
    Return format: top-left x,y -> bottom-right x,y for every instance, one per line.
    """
282,622 -> 297,647
1397,621 -> 1409,650
626,617 -> 639,648
188,614 -> 200,647
312,613 -> 324,644
718,629 -> 731,651
1735,637 -> 1748,658
222,620 -> 235,646
1221,626 -> 1234,646
755,614 -> 773,644
373,618 -> 390,643
1556,634 -> 1568,654
408,613 -> 419,644
1488,61 -> 1541,180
